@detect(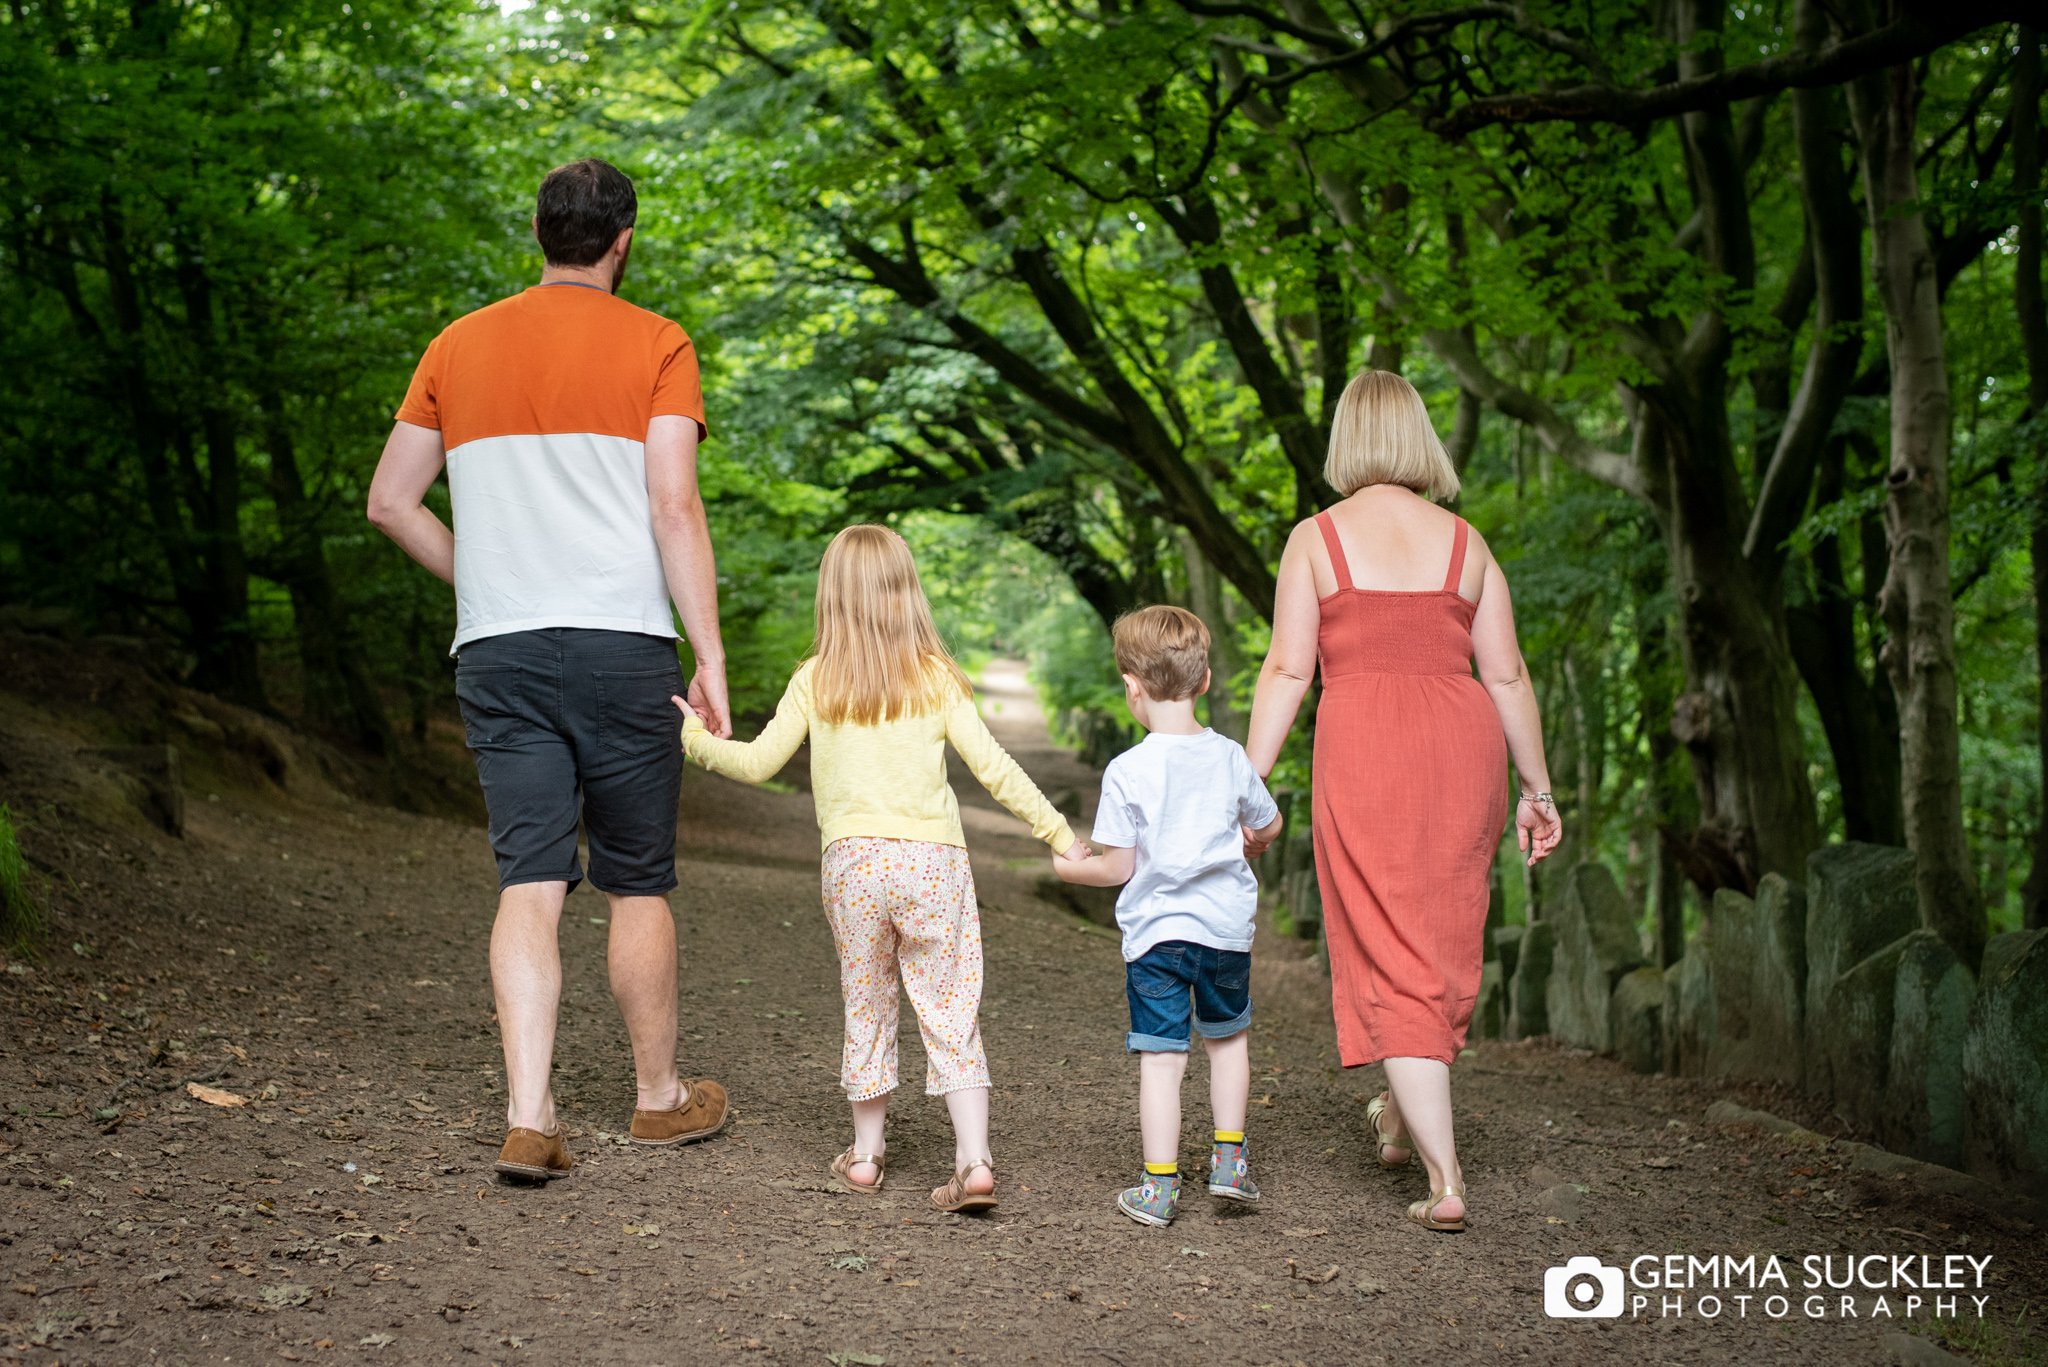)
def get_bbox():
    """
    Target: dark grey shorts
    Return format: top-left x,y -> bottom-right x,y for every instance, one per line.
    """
454,628 -> 683,896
